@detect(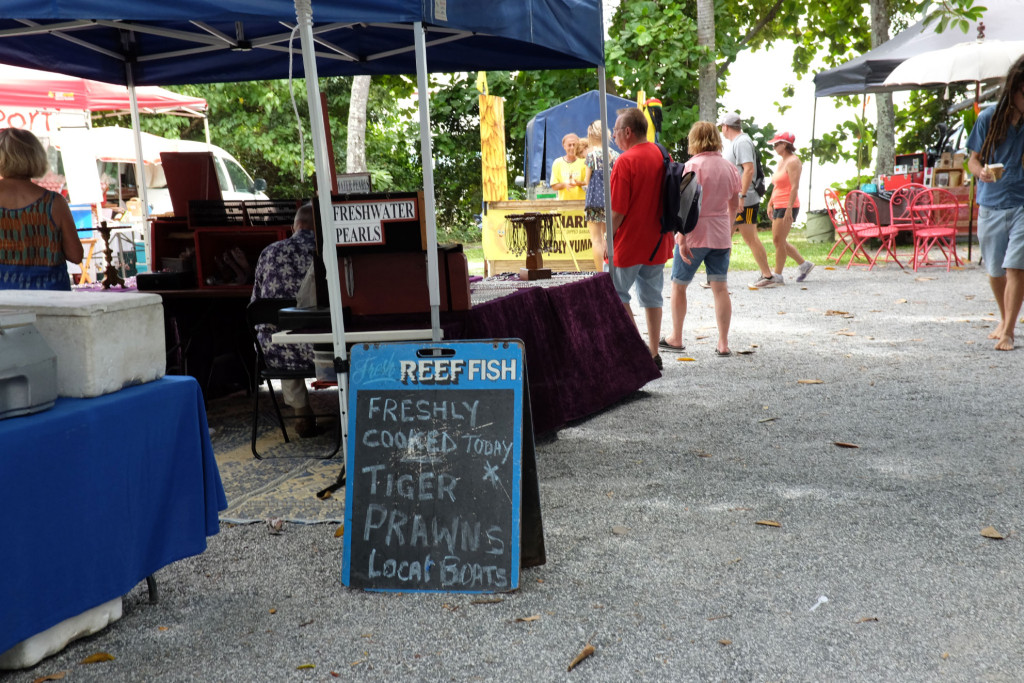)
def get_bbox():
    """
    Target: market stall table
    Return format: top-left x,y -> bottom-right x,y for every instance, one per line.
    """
0,375 -> 227,658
